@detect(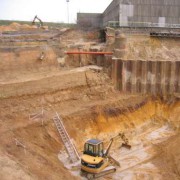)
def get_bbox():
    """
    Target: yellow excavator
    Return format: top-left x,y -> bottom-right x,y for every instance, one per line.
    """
81,133 -> 131,179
